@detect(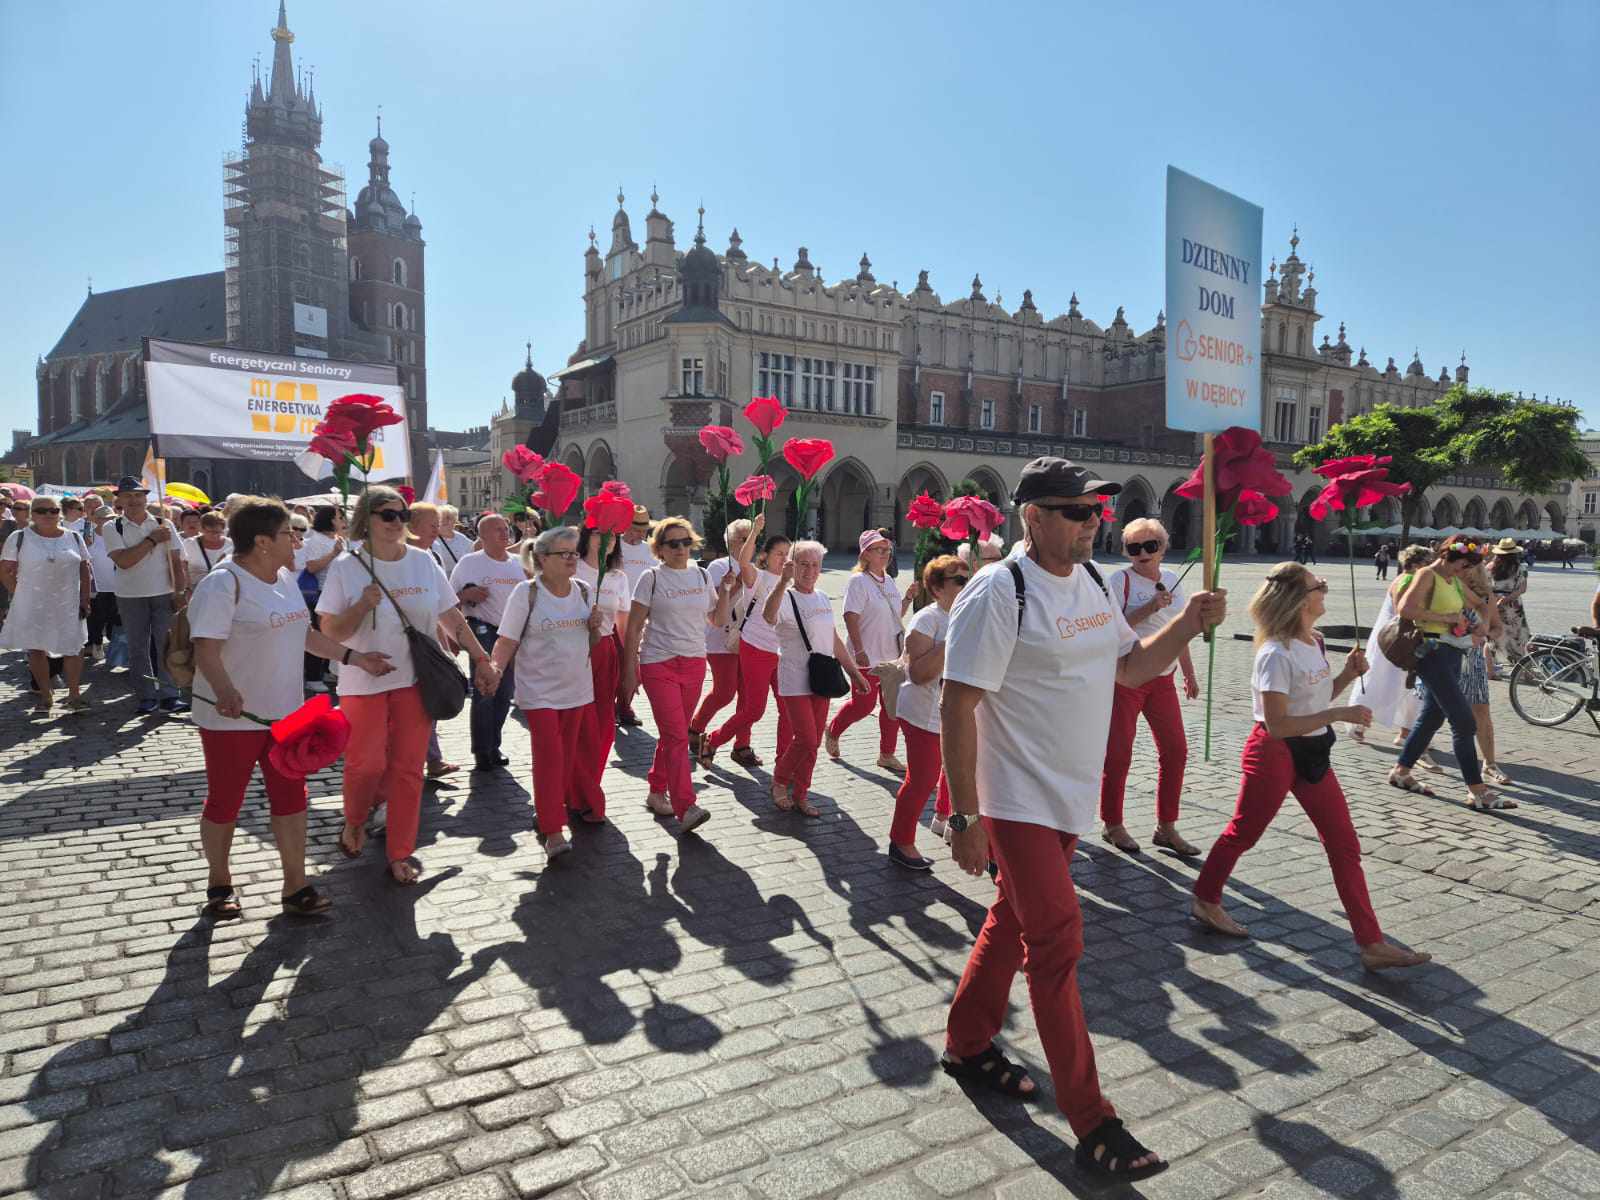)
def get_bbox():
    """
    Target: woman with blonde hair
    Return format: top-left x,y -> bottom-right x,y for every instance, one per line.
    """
826,529 -> 908,772
688,514 -> 763,762
1191,561 -> 1429,970
620,516 -> 738,833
